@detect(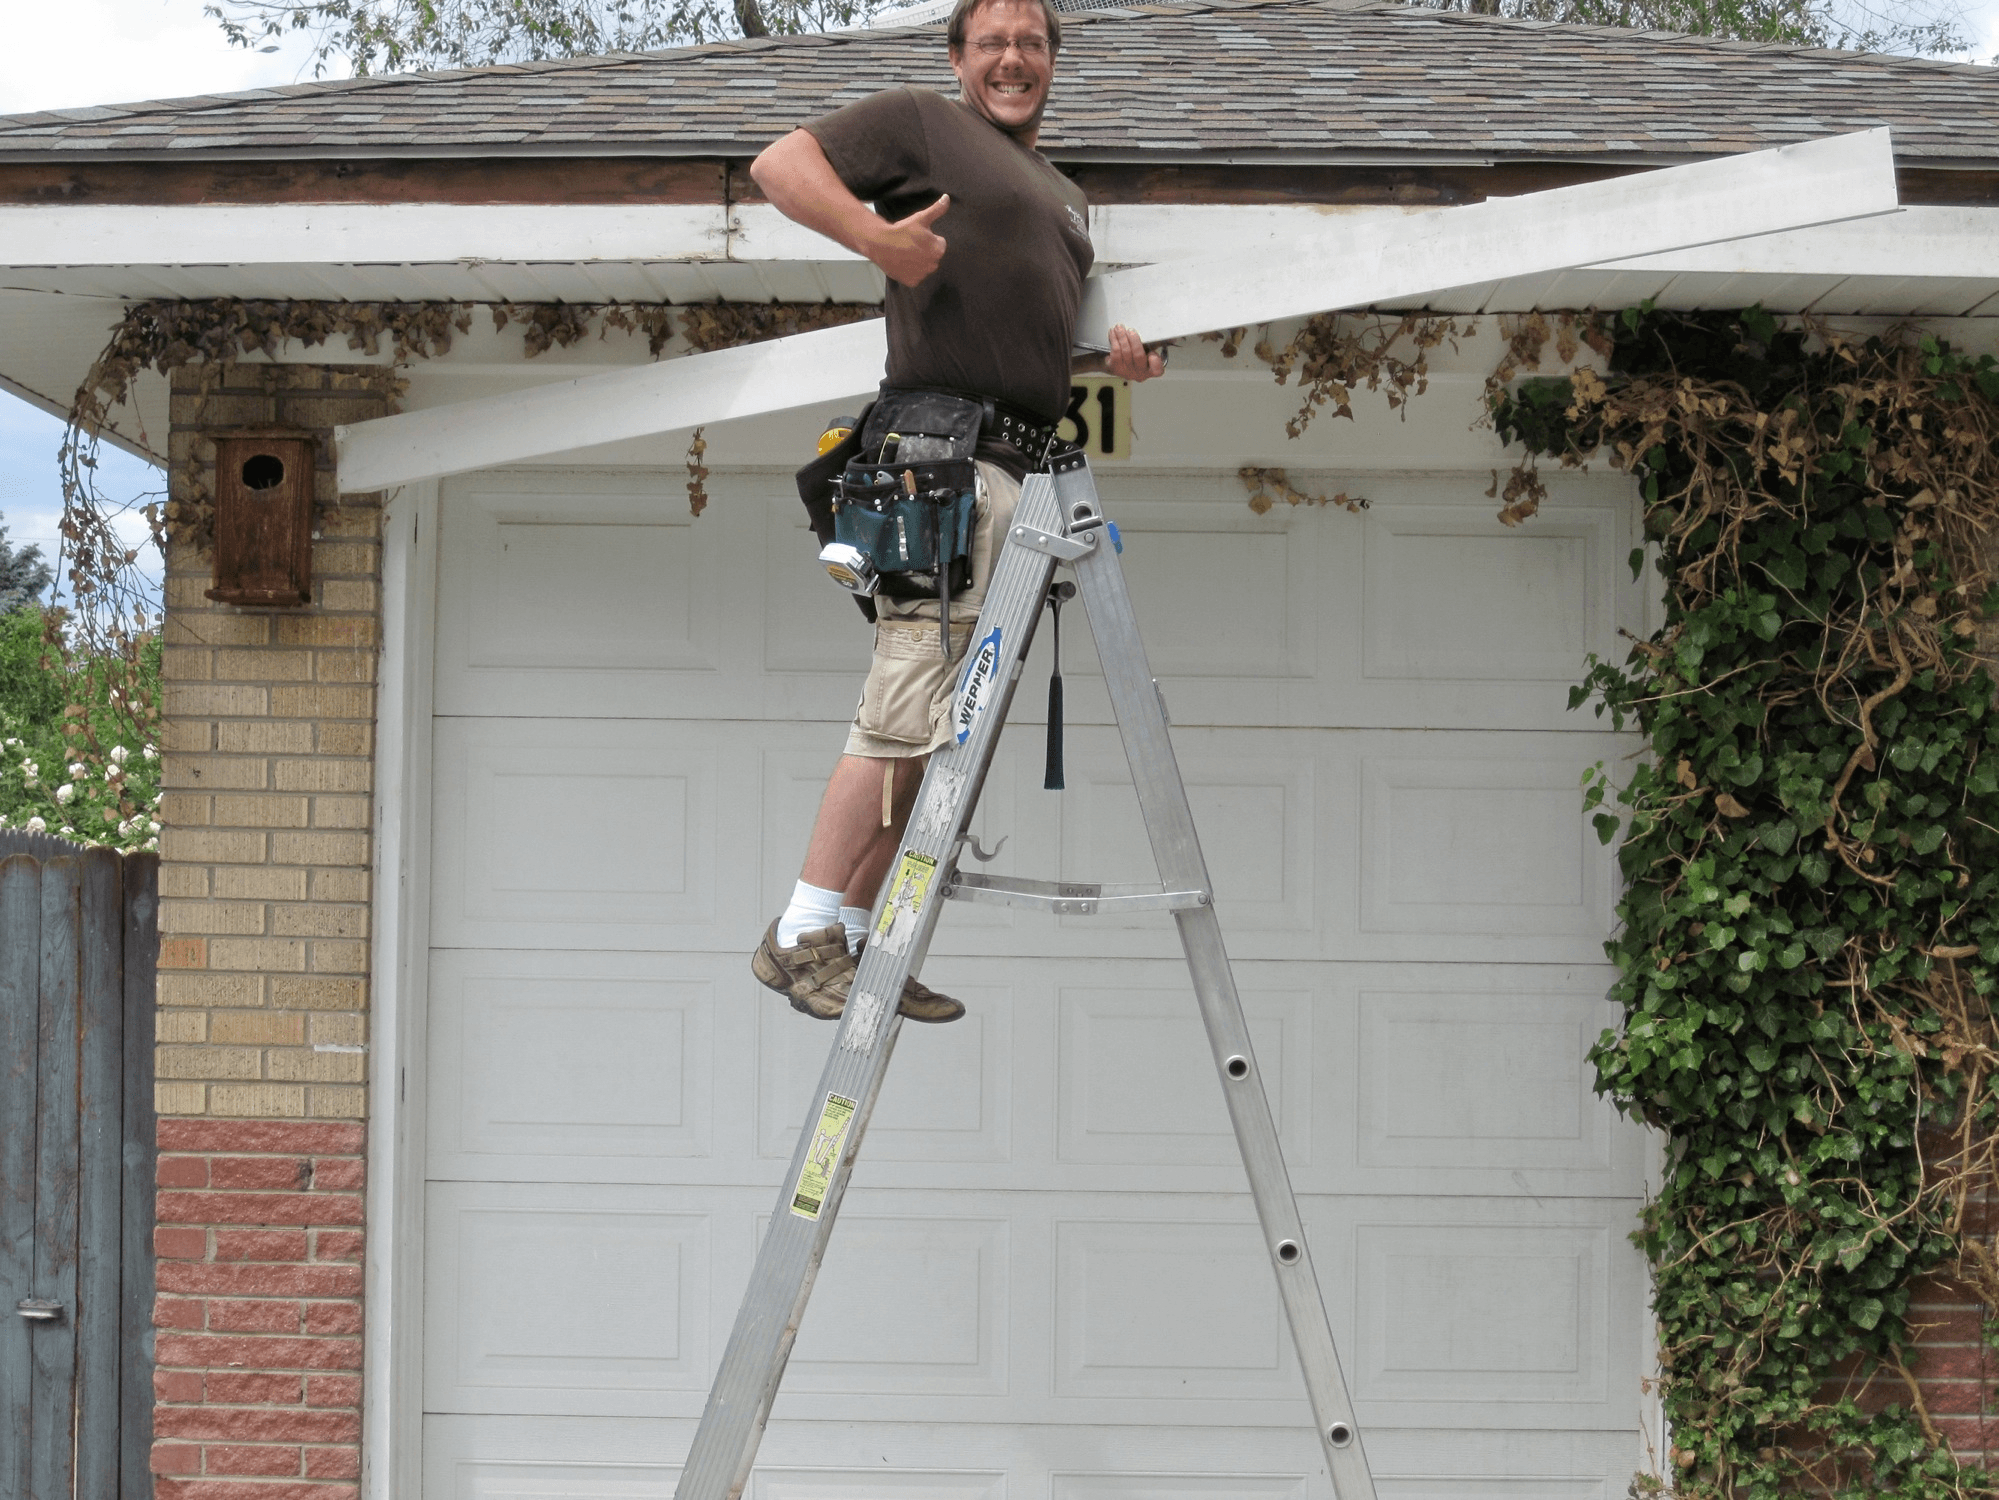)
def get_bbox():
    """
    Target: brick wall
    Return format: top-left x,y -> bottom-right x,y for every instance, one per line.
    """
153,364 -> 391,1498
